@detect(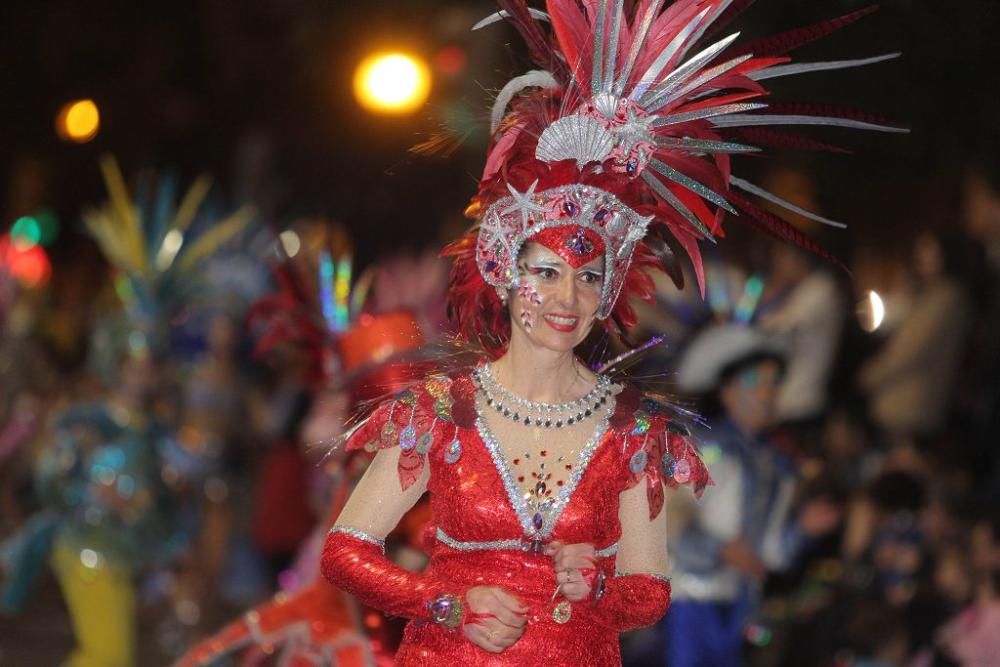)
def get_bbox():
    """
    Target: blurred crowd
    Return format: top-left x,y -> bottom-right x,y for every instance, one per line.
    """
2,156 -> 1000,667
618,162 -> 1000,667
